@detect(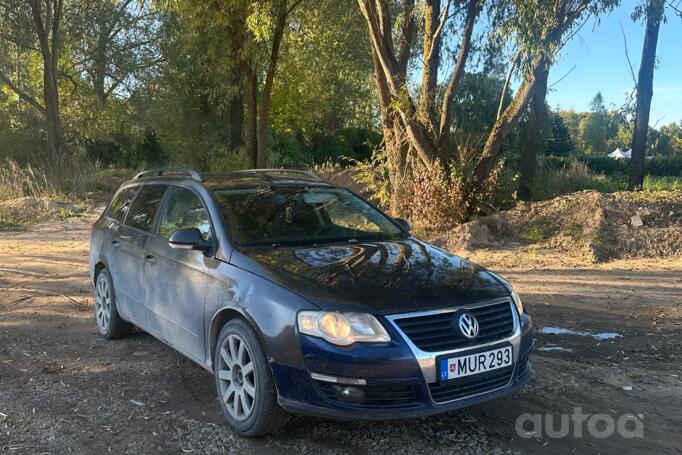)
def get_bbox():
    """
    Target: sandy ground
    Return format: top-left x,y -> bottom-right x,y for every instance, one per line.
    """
0,211 -> 680,454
